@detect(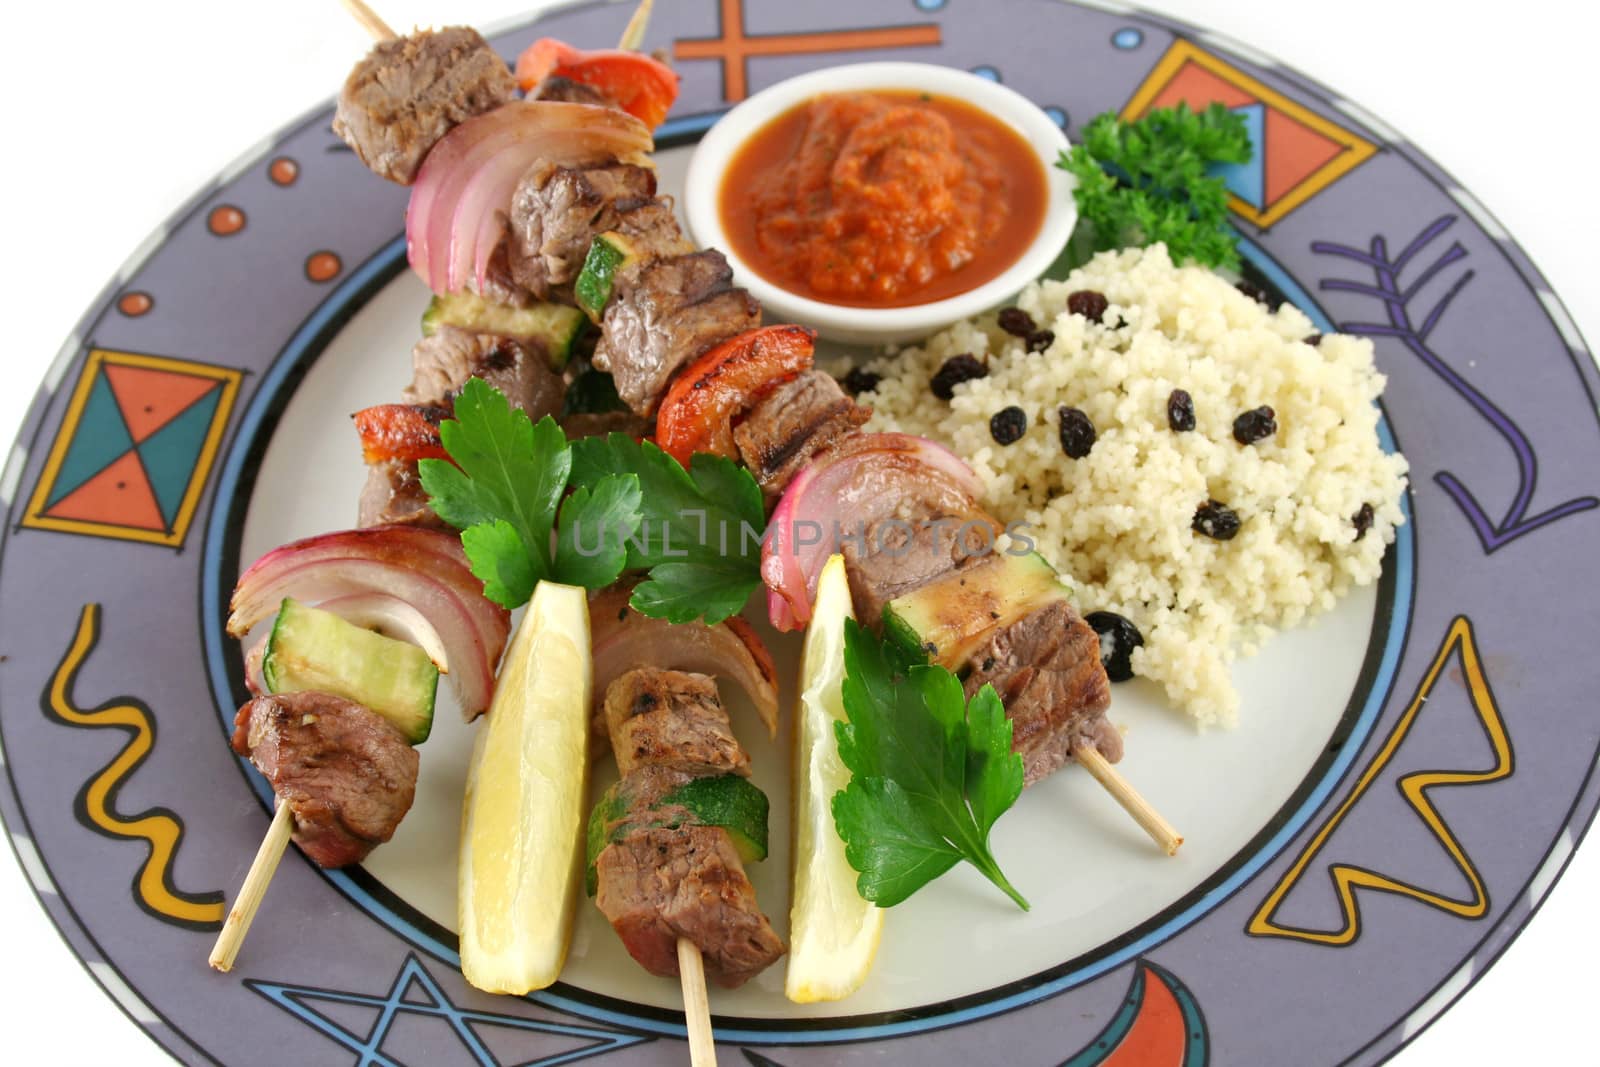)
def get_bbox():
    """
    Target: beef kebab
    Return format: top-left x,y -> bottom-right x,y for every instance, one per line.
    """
333,7 -> 775,1056
210,524 -> 512,970
328,8 -> 1175,851
329,0 -> 1173,1003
